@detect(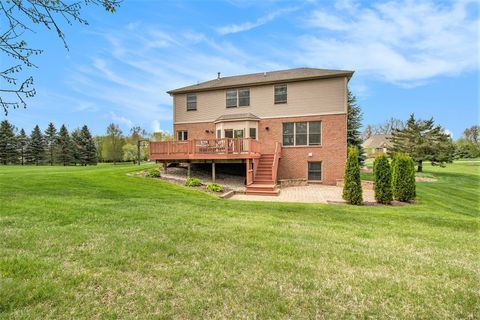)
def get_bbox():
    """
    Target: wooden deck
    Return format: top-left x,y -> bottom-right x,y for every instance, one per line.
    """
149,138 -> 261,161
